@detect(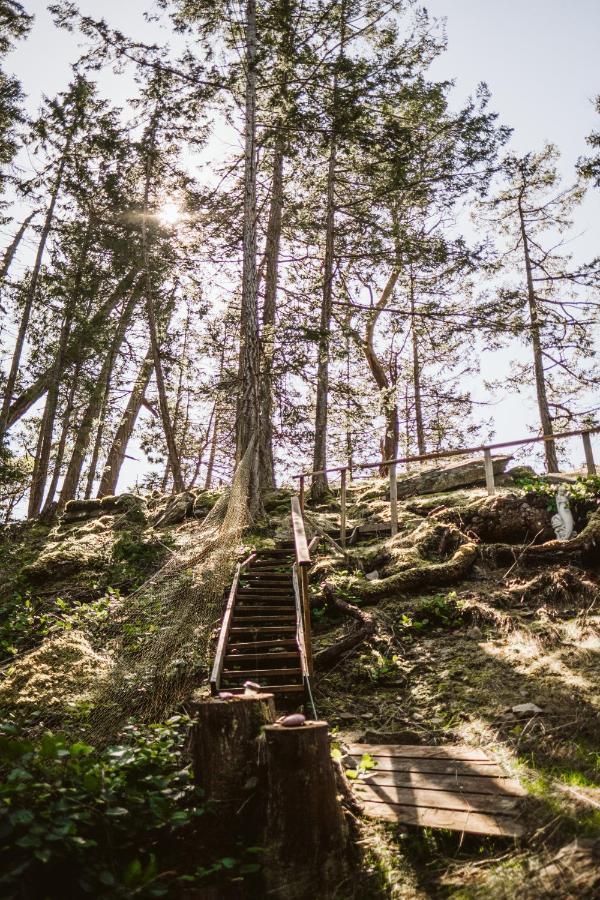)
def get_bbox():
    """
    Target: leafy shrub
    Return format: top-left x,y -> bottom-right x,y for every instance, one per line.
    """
0,590 -> 115,663
356,648 -> 403,683
515,473 -> 600,514
0,717 -> 204,898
